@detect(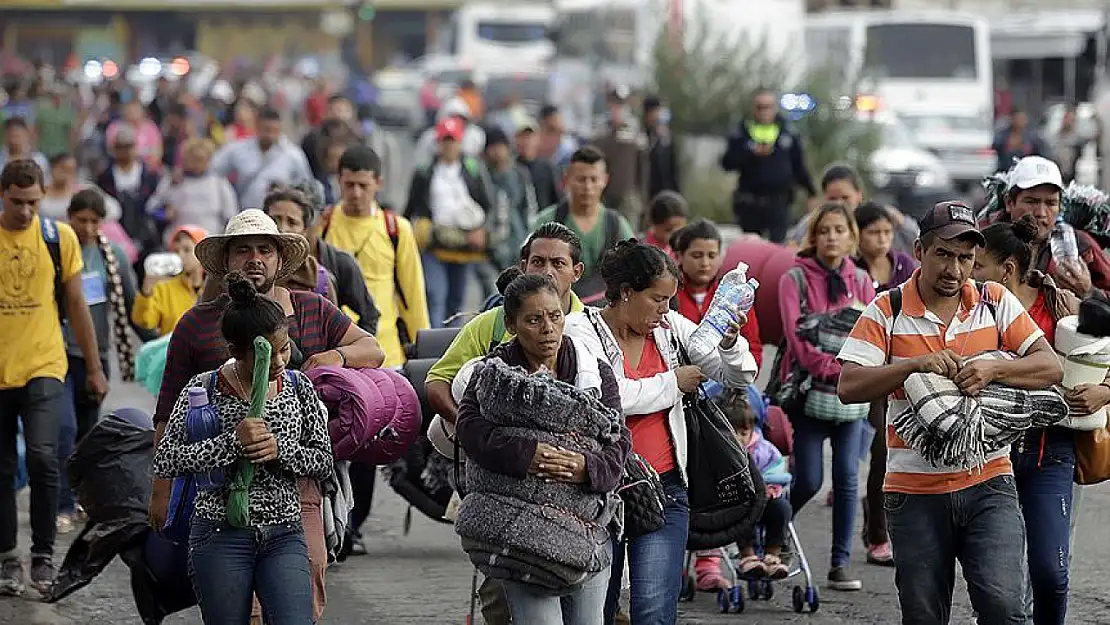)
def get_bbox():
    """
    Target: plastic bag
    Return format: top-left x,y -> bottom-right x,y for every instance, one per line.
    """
136,334 -> 172,396
47,410 -> 154,603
